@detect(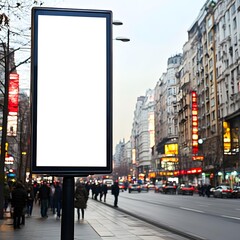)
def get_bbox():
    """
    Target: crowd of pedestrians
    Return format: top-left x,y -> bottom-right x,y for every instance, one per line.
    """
3,178 -> 121,230
3,179 -> 64,229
